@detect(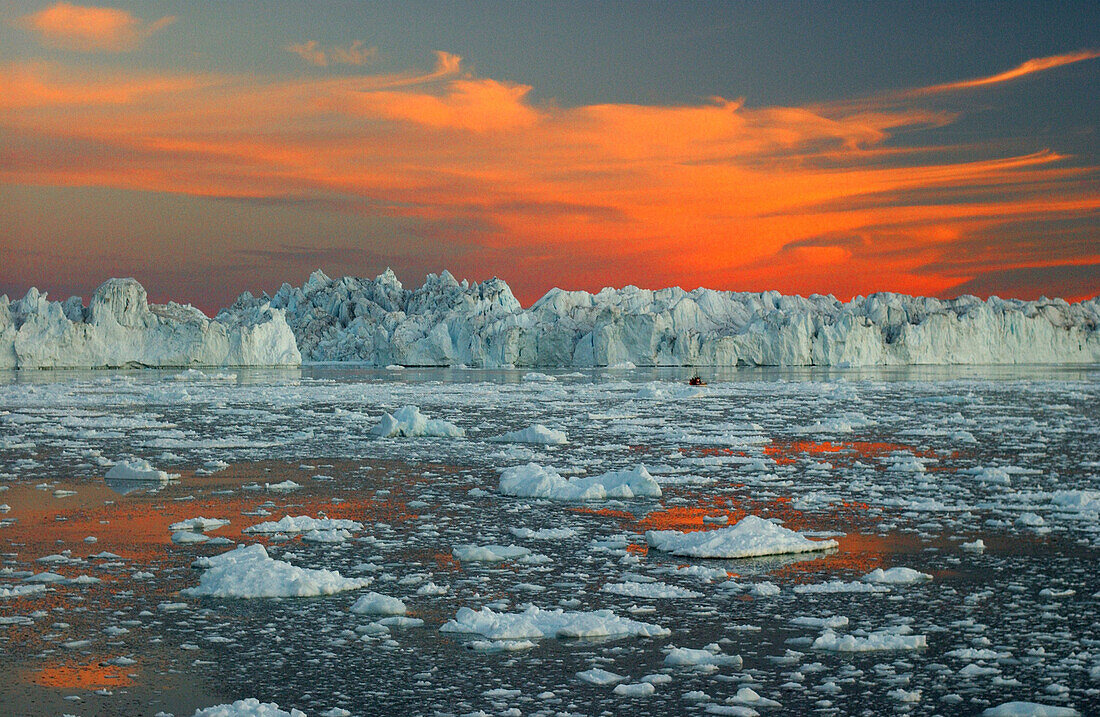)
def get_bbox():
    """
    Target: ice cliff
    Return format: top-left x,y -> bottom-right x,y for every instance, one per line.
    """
233,269 -> 1100,367
0,278 -> 300,369
7,270 -> 1097,369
